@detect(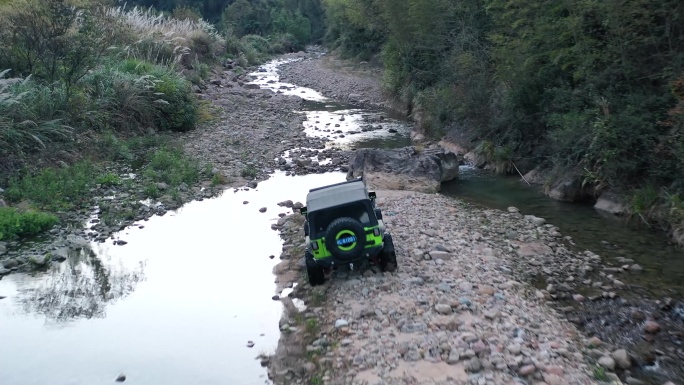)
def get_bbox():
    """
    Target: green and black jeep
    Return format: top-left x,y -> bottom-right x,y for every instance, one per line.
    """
299,177 -> 397,286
